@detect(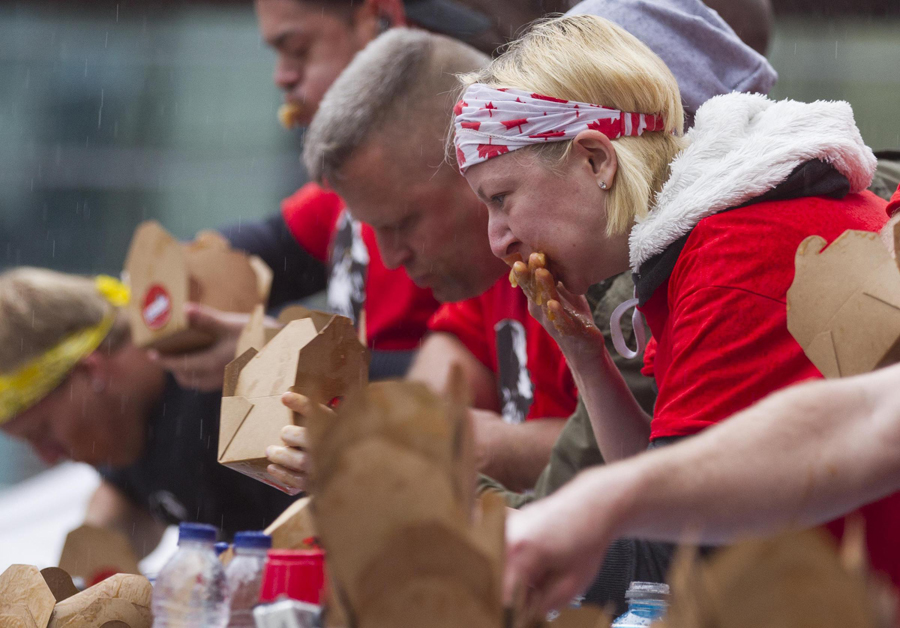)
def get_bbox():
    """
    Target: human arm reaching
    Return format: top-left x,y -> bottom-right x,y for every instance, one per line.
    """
503,362 -> 900,615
